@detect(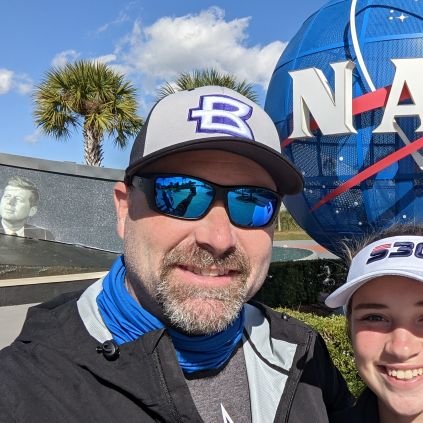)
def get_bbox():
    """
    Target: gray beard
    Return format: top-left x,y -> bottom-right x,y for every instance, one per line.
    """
156,245 -> 250,335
